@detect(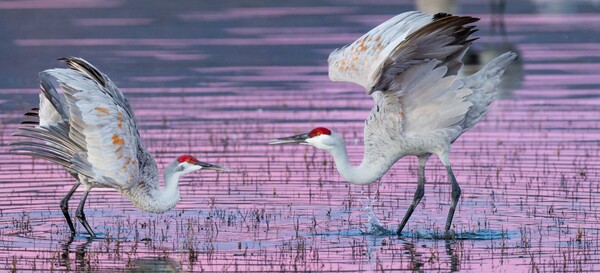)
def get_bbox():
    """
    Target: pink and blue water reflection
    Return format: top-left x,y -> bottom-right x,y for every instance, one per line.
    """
1,0 -> 600,272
